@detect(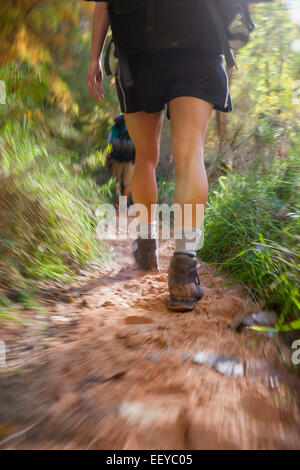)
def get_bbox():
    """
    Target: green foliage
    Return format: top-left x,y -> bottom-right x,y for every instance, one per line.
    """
205,0 -> 300,171
194,0 -> 300,324
0,2 -> 121,306
233,0 -> 300,127
200,153 -> 300,322
249,318 -> 300,333
0,118 -> 108,295
0,64 -> 117,302
157,177 -> 175,206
